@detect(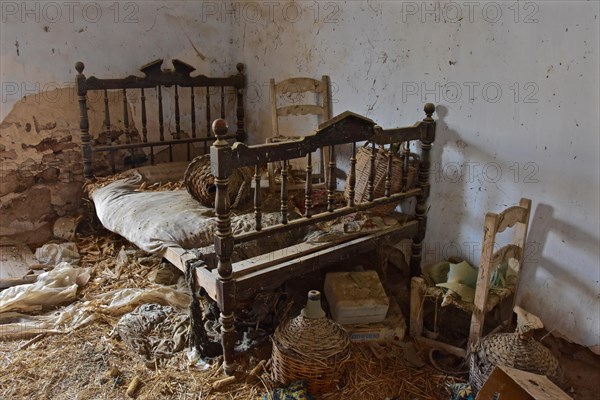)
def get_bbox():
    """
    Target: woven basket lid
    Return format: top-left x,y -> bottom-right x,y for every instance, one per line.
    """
183,154 -> 253,208
274,290 -> 350,362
